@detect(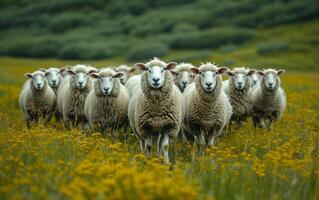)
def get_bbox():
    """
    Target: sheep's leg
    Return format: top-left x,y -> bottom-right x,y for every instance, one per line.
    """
139,139 -> 145,153
144,135 -> 152,159
25,111 -> 32,129
227,121 -> 232,135
44,111 -> 53,126
198,132 -> 205,156
159,133 -> 170,164
207,134 -> 215,147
